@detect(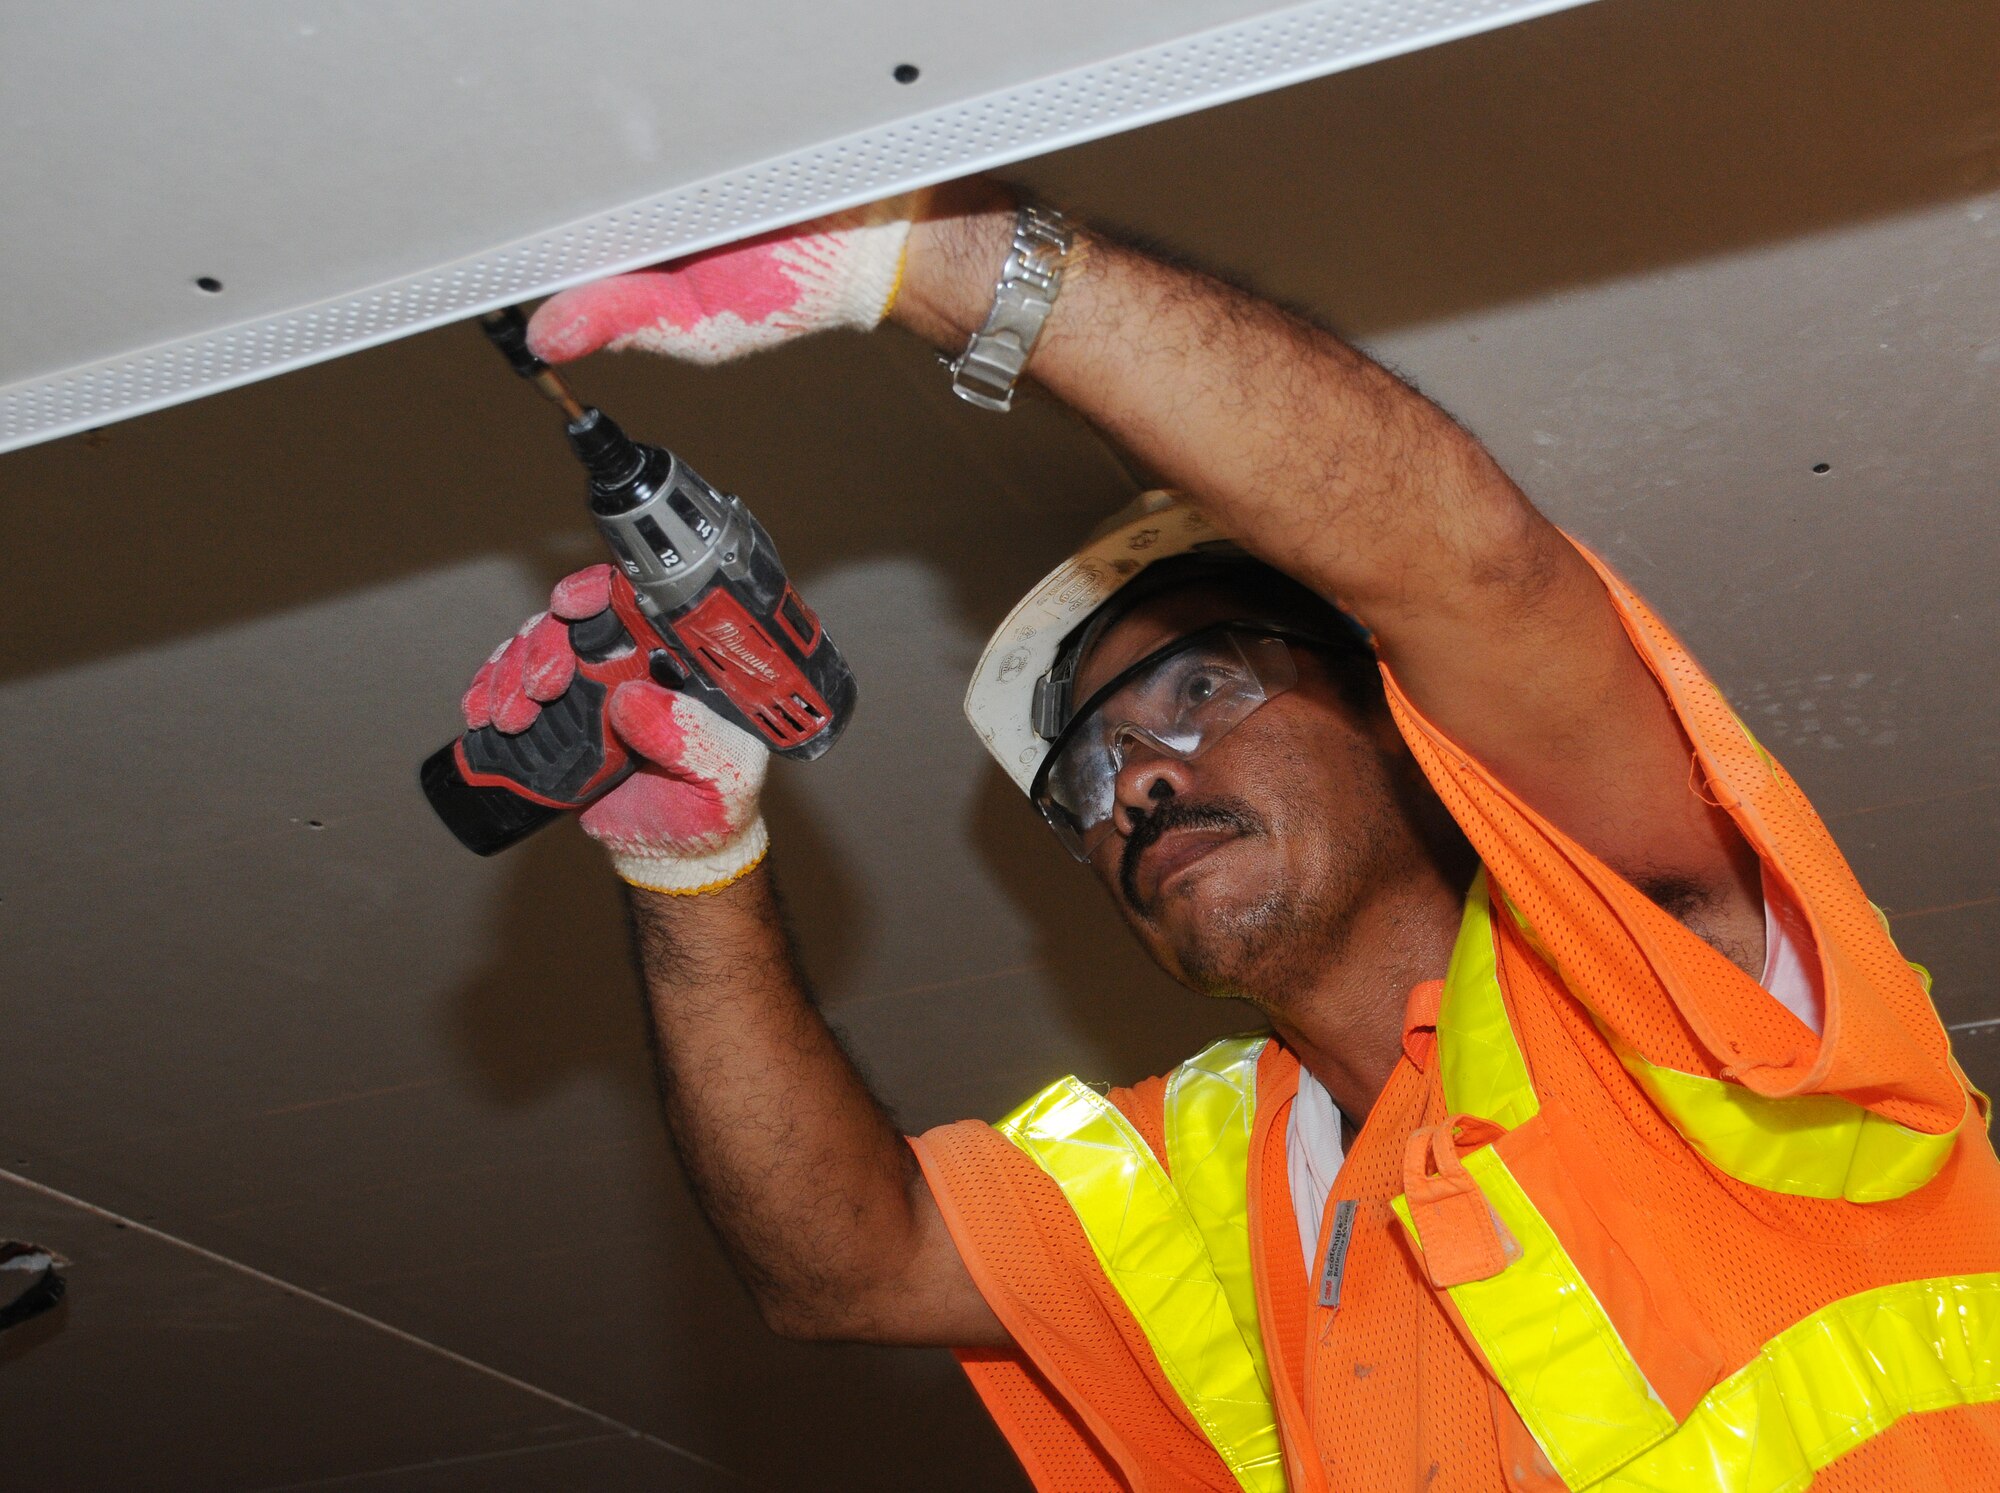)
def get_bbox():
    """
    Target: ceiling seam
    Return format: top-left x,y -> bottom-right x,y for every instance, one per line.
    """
1825,781 -> 1997,823
0,1167 -> 758,1489
831,960 -> 1039,1012
238,1432 -> 633,1493
1888,893 -> 2000,922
